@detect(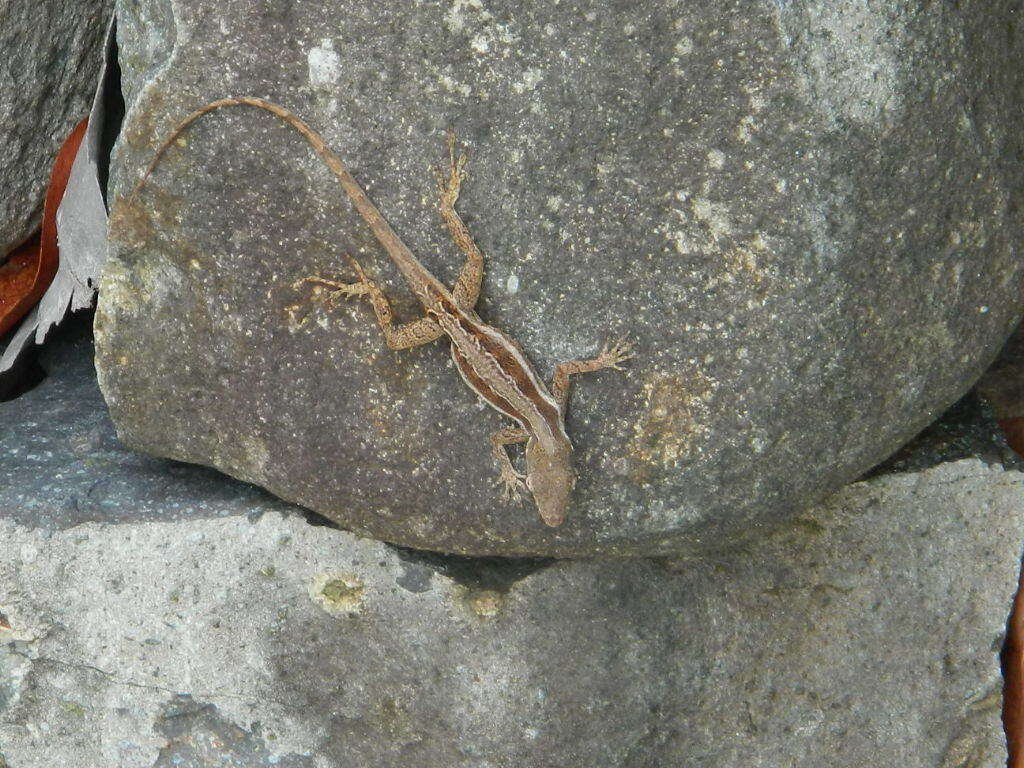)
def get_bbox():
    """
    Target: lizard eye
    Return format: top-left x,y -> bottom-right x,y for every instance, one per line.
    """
524,475 -> 534,491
